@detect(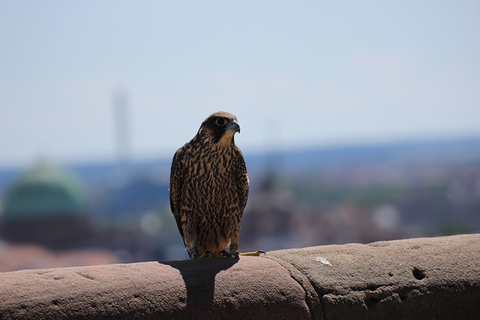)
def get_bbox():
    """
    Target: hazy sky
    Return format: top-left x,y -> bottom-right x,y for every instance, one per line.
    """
1,1 -> 479,167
